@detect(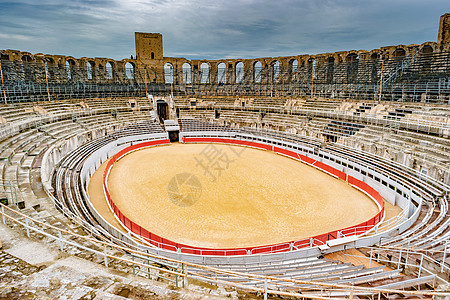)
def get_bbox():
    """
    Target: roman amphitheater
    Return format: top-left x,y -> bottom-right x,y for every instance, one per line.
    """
0,13 -> 449,300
